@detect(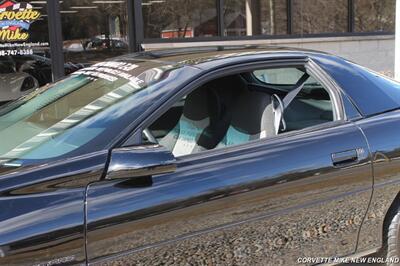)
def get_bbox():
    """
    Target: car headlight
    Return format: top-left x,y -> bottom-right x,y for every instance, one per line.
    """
20,77 -> 36,92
